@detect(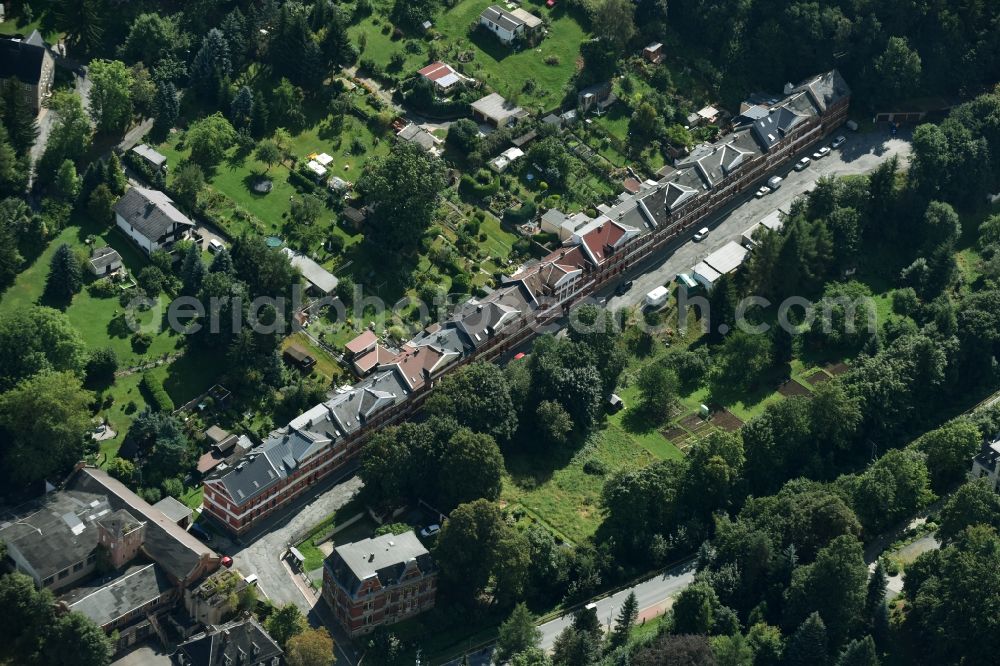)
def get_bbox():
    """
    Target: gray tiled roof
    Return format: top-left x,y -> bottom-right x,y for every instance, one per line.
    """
326,531 -> 435,596
89,246 -> 122,272
114,186 -> 193,244
481,5 -> 524,33
214,369 -> 408,506
65,562 -> 173,627
176,615 -> 283,666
